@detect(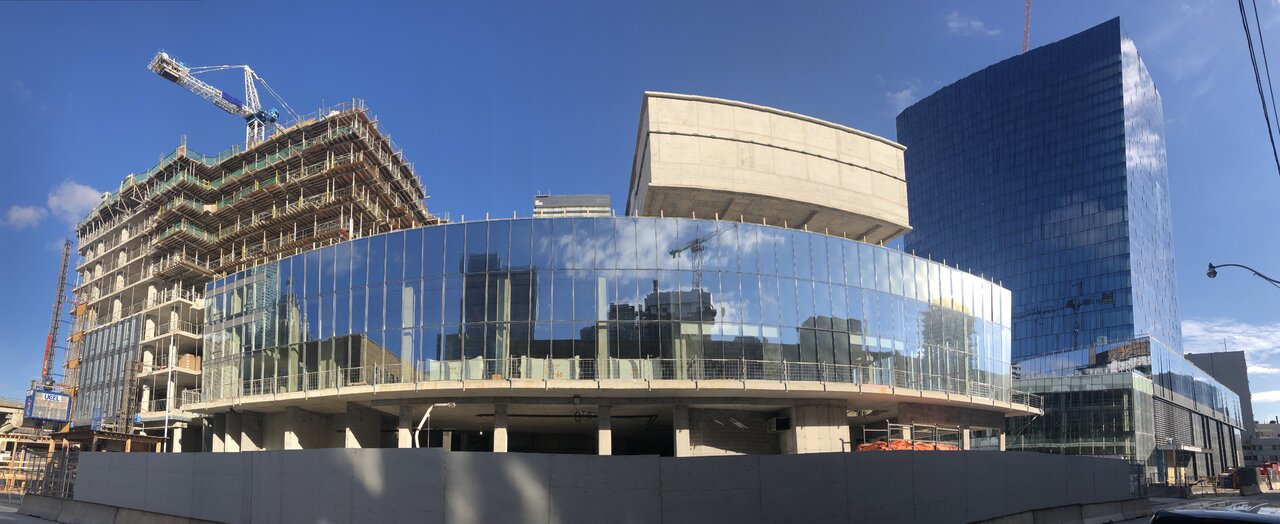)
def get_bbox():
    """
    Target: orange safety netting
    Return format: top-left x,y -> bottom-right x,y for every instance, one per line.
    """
855,440 -> 960,451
